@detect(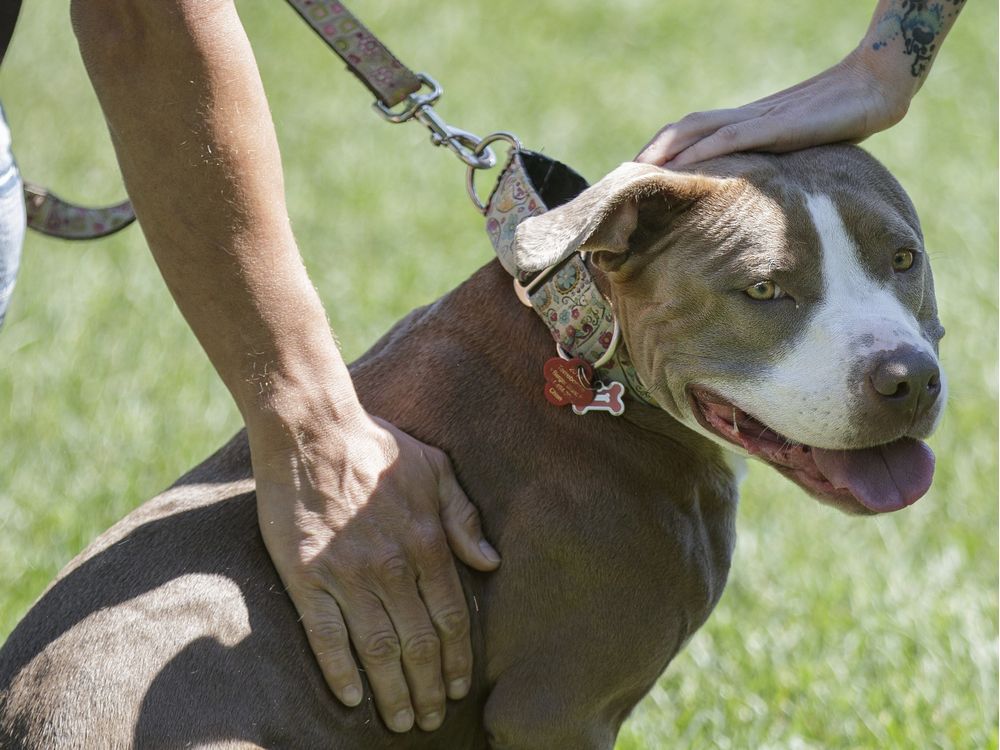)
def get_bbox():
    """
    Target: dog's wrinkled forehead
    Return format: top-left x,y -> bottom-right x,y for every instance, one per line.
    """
686,149 -> 918,245
513,146 -> 924,280
686,149 -> 926,292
